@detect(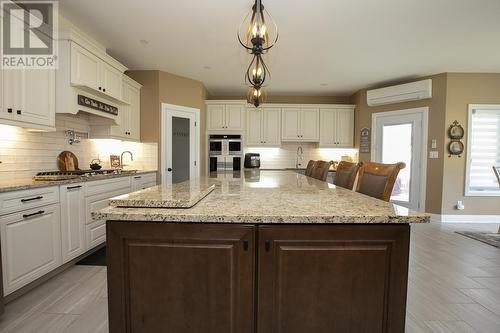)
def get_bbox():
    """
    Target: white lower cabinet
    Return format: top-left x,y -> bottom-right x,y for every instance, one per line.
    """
0,204 -> 61,295
84,186 -> 131,250
130,173 -> 158,192
0,173 -> 158,295
60,184 -> 86,264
